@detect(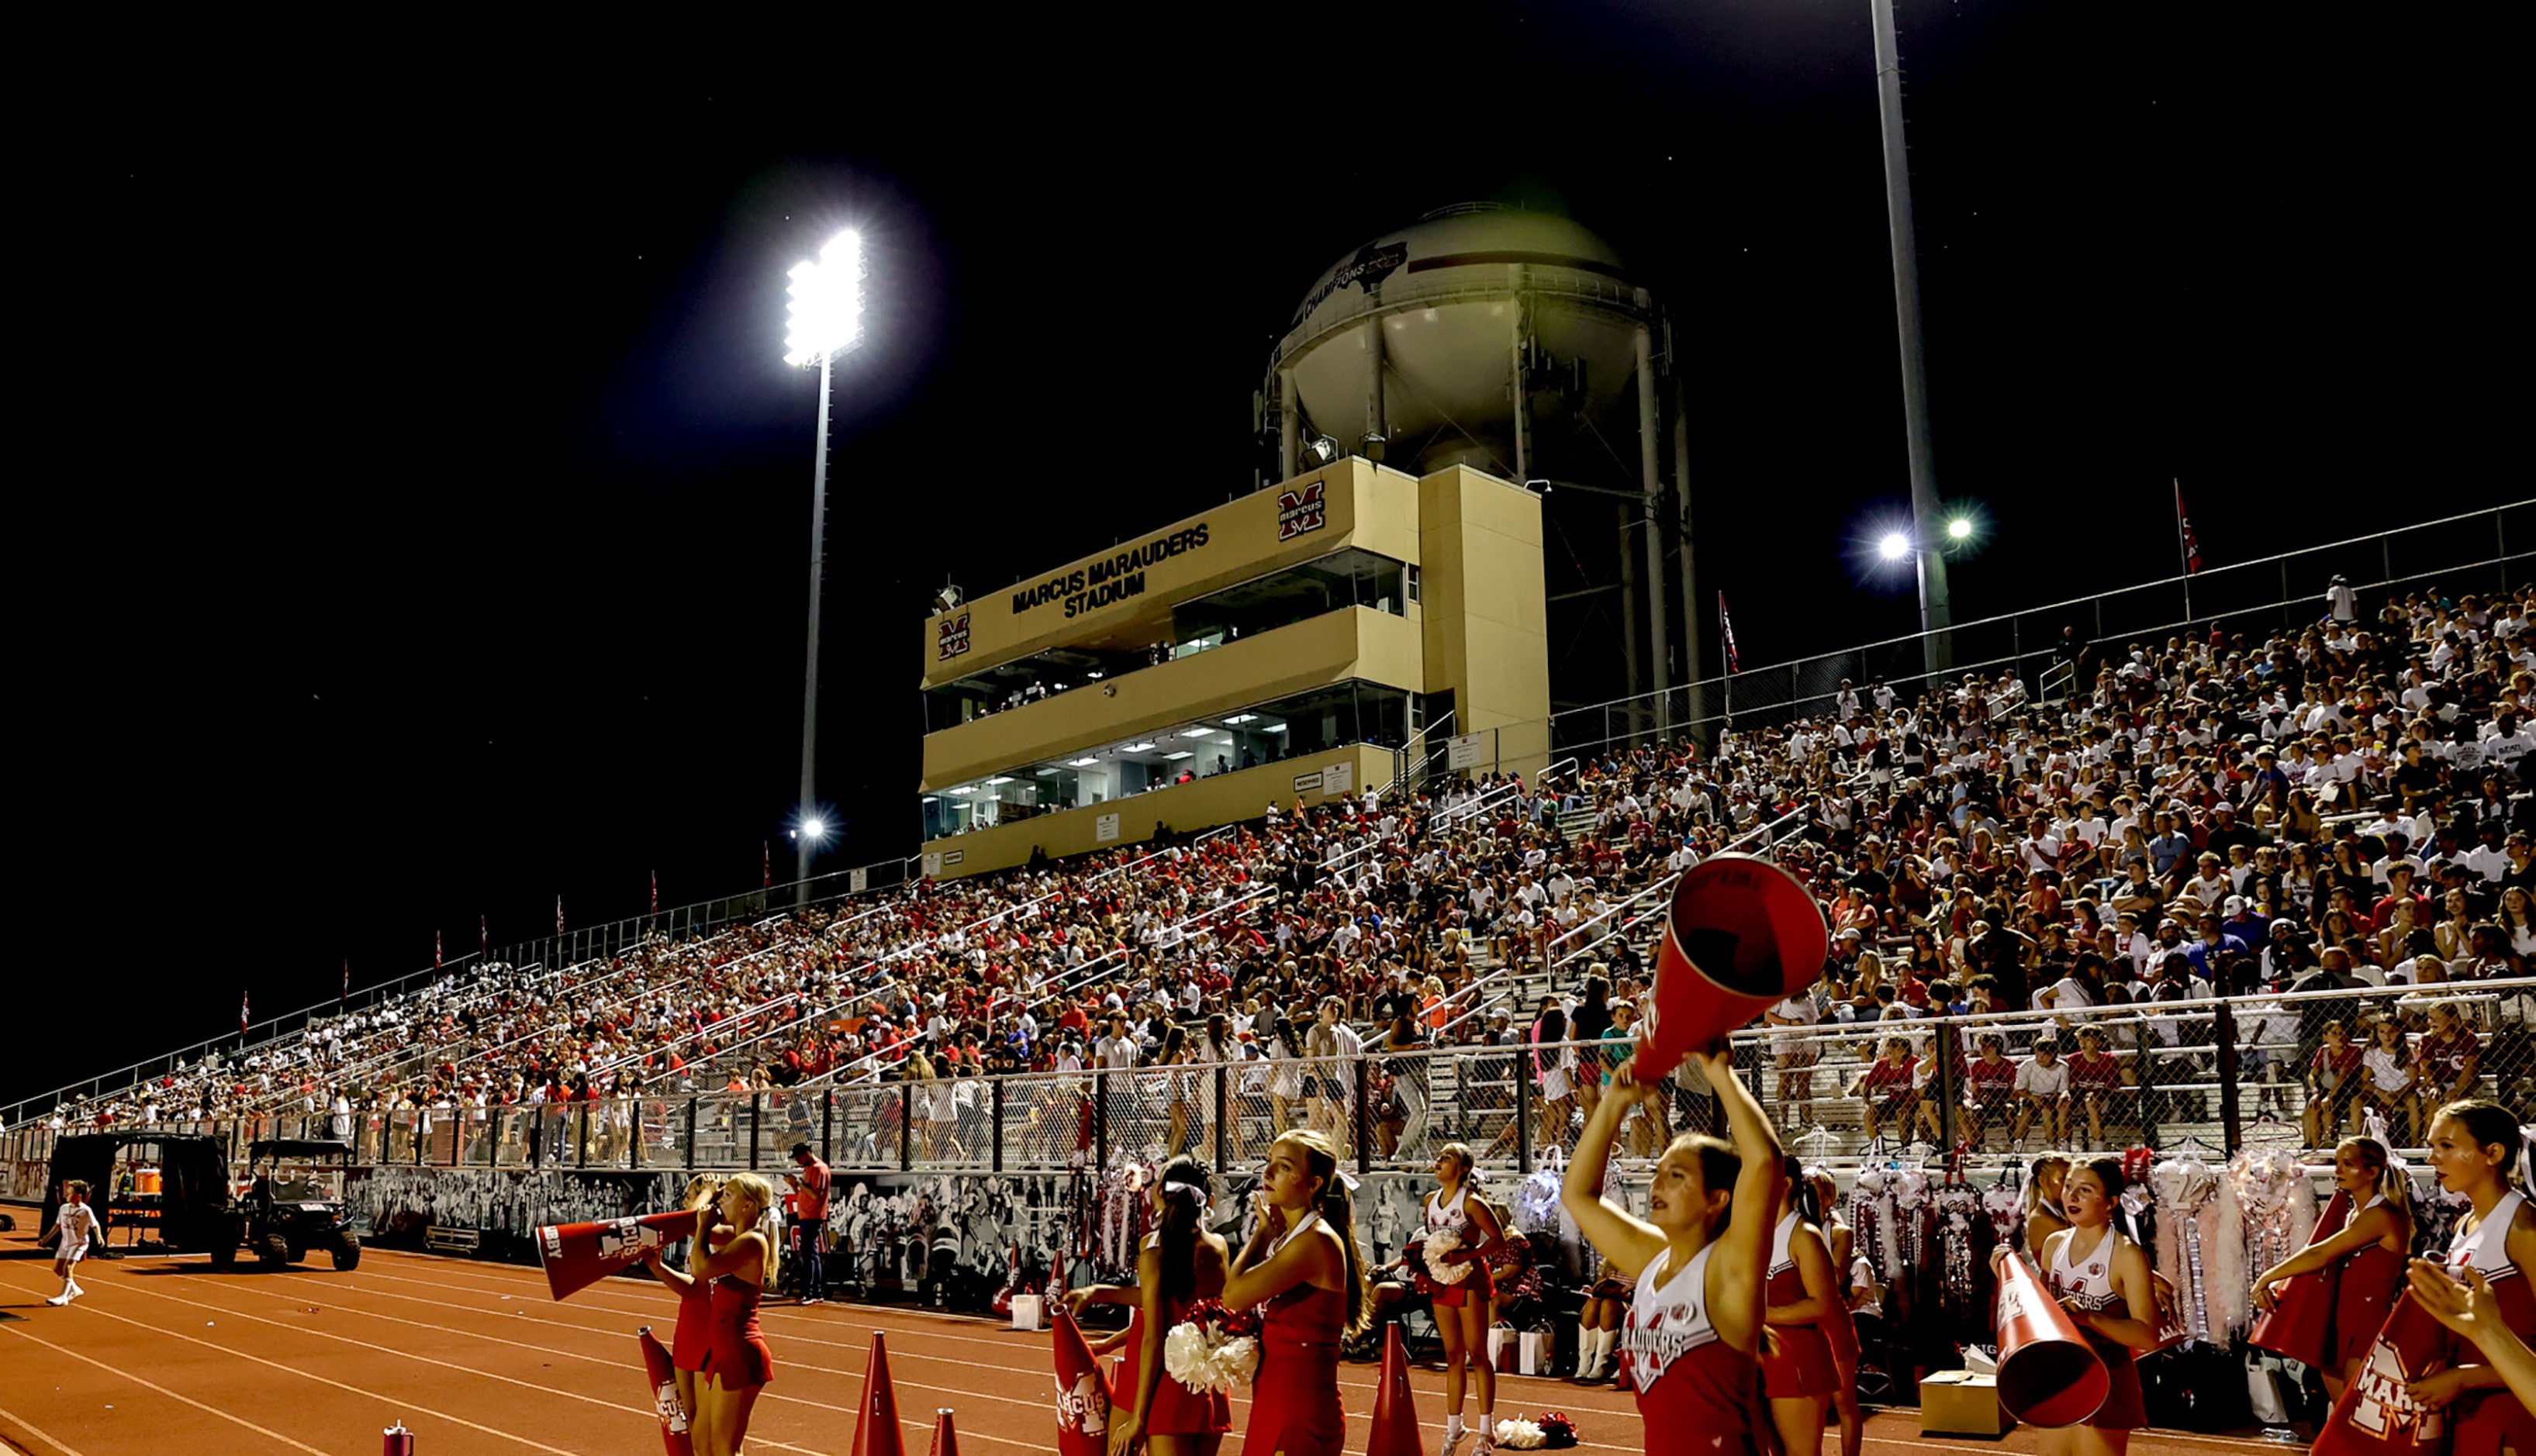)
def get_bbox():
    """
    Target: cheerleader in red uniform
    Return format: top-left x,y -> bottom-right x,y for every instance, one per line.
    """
2030,1156 -> 2161,1456
1763,1160 -> 1841,1456
1221,1130 -> 1371,1456
2250,1136 -> 2412,1403
684,1171 -> 779,1456
2409,1100 -> 2536,1456
1090,1155 -> 1233,1456
1420,1143 -> 1505,1456
1802,1163 -> 1865,1456
1562,1046 -> 1788,1456
641,1175 -> 731,1425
